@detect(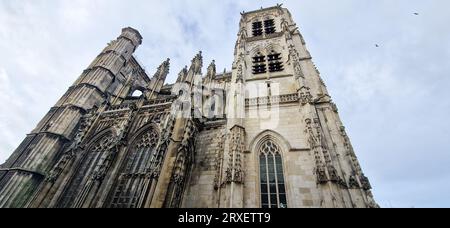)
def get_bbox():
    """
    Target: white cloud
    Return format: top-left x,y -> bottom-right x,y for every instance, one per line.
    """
0,68 -> 28,160
58,0 -> 93,30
